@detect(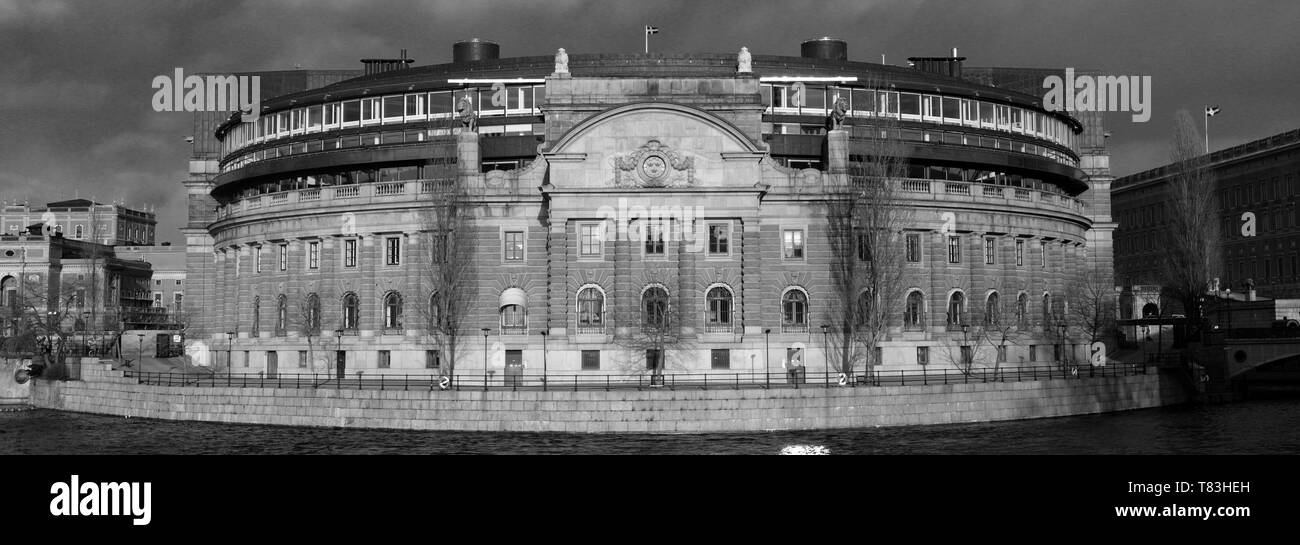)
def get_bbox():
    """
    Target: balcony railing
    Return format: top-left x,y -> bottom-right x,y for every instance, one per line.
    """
575,324 -> 605,335
704,322 -> 735,333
